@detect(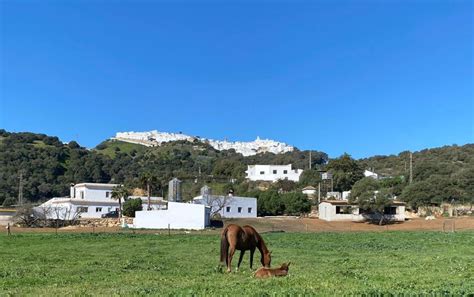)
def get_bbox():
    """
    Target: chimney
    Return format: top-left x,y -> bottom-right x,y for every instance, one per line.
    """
70,183 -> 75,198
